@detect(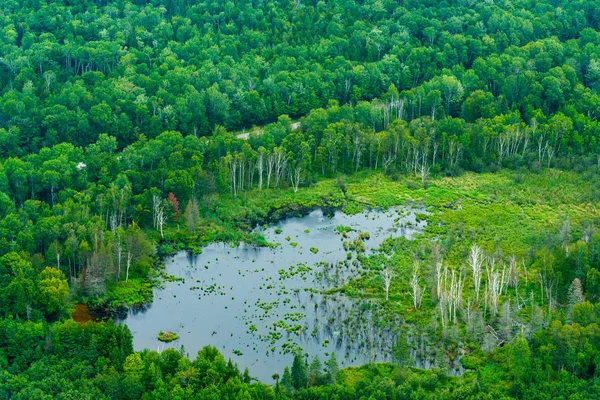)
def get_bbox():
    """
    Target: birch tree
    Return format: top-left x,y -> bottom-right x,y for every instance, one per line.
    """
485,259 -> 506,317
152,194 -> 166,238
437,263 -> 464,327
256,147 -> 265,190
468,245 -> 484,303
113,227 -> 124,281
289,166 -> 302,193
381,266 -> 395,302
409,260 -> 425,309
